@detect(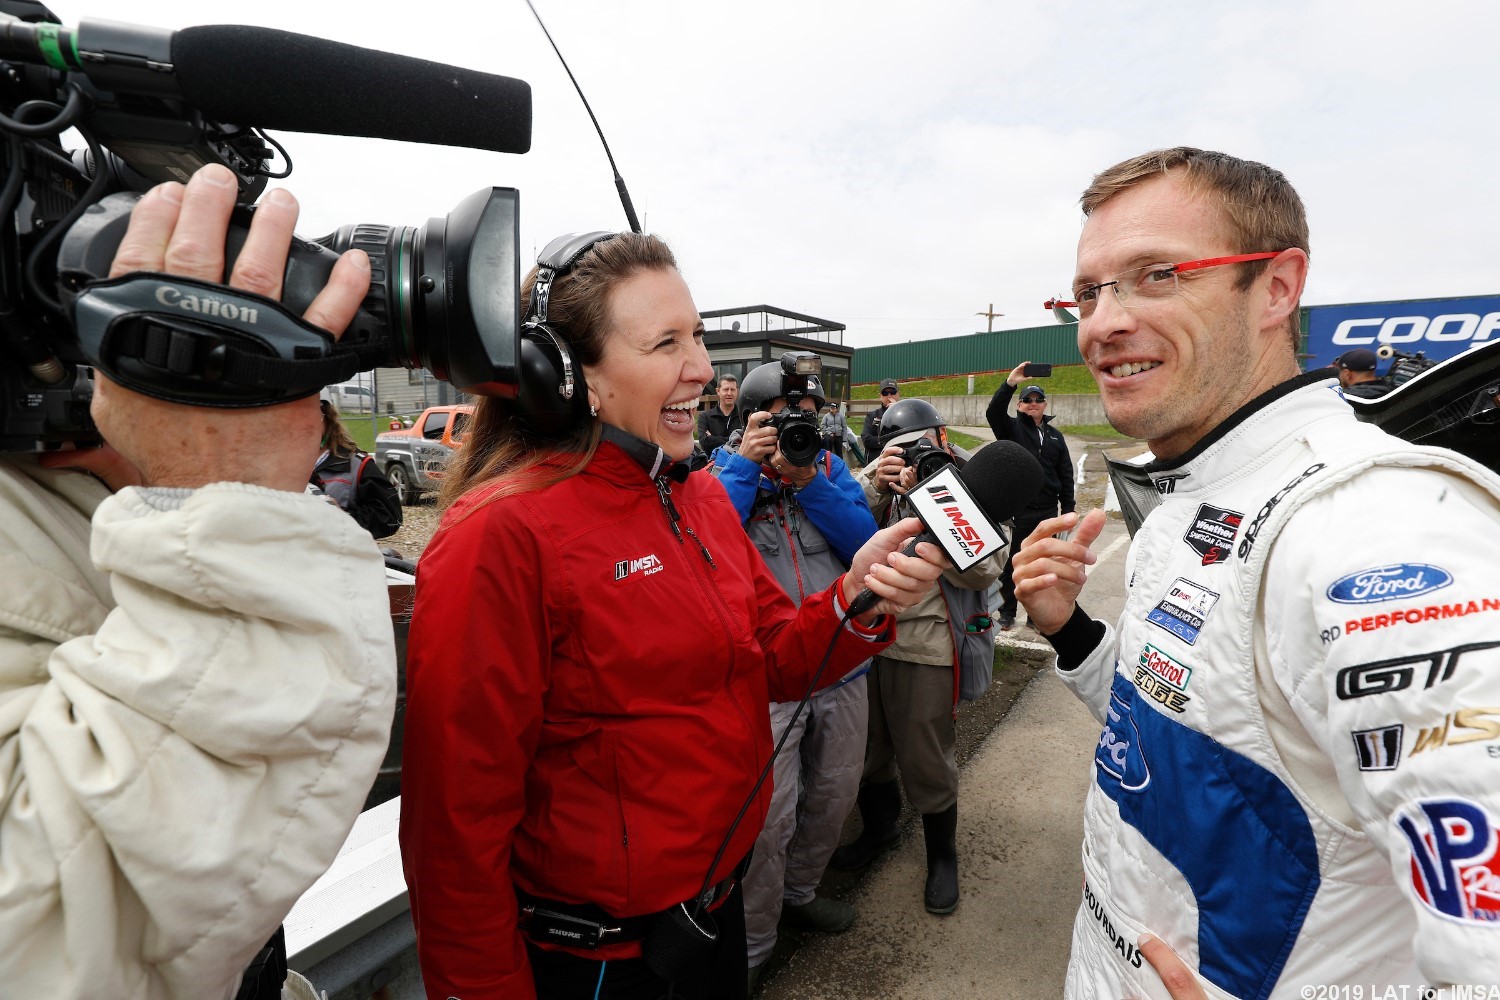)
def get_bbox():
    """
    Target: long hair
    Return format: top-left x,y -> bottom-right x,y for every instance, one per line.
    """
437,232 -> 679,514
320,400 -> 360,457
